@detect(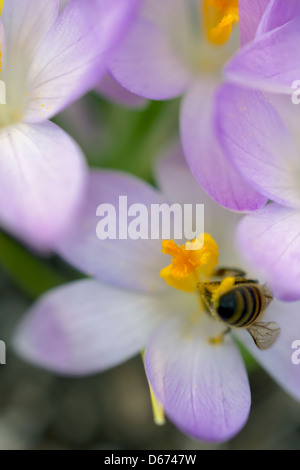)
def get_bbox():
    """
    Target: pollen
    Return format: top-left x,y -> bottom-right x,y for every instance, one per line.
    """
160,234 -> 219,292
202,0 -> 239,46
212,276 -> 235,307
